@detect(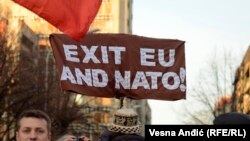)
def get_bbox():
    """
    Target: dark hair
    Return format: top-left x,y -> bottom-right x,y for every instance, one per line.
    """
16,109 -> 51,131
213,112 -> 250,125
